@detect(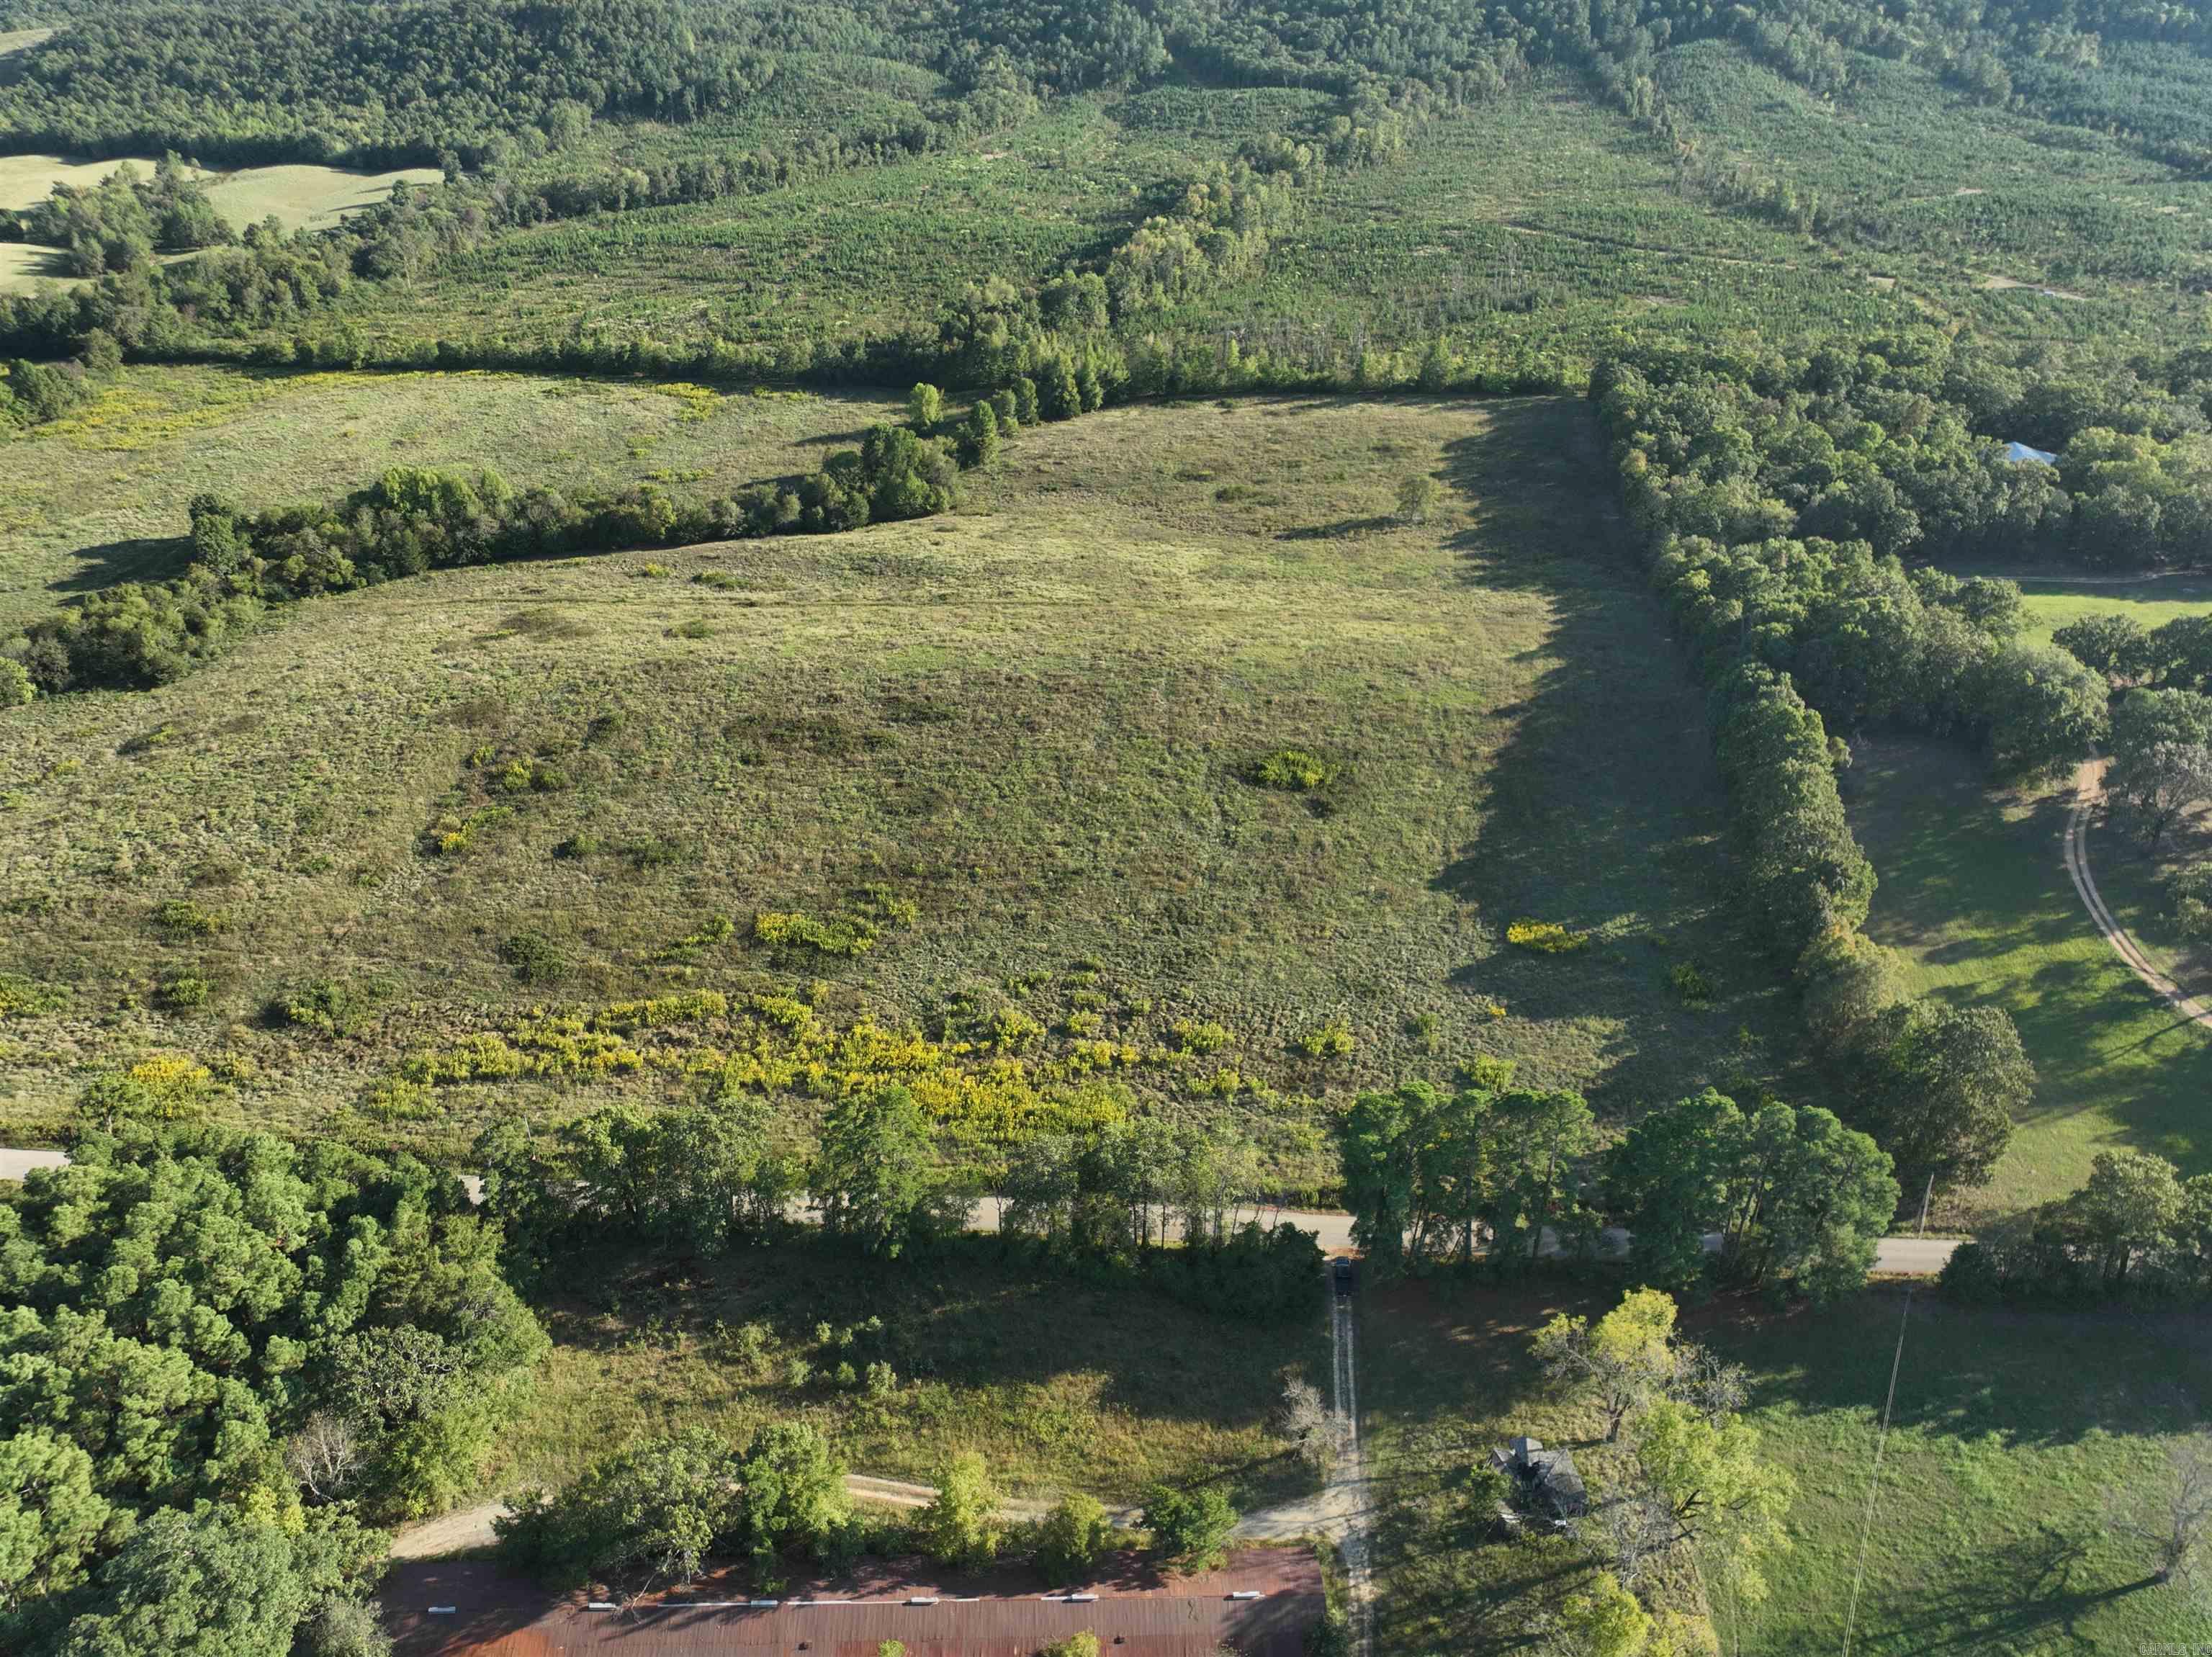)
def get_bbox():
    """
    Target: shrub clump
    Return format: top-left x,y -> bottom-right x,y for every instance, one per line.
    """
1171,1018 -> 1232,1054
752,886 -> 917,959
359,1074 -> 441,1122
1668,961 -> 1714,1006
274,976 -> 369,1037
753,911 -> 878,958
153,968 -> 210,1011
1295,1019 -> 1356,1059
153,897 -> 228,938
0,971 -> 66,1016
426,804 -> 516,856
1246,747 -> 1339,791
500,932 -> 567,984
1506,919 -> 1585,953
